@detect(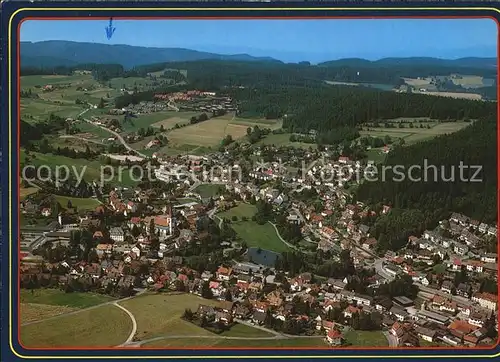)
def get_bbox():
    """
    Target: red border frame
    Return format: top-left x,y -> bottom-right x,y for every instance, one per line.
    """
16,15 -> 500,352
